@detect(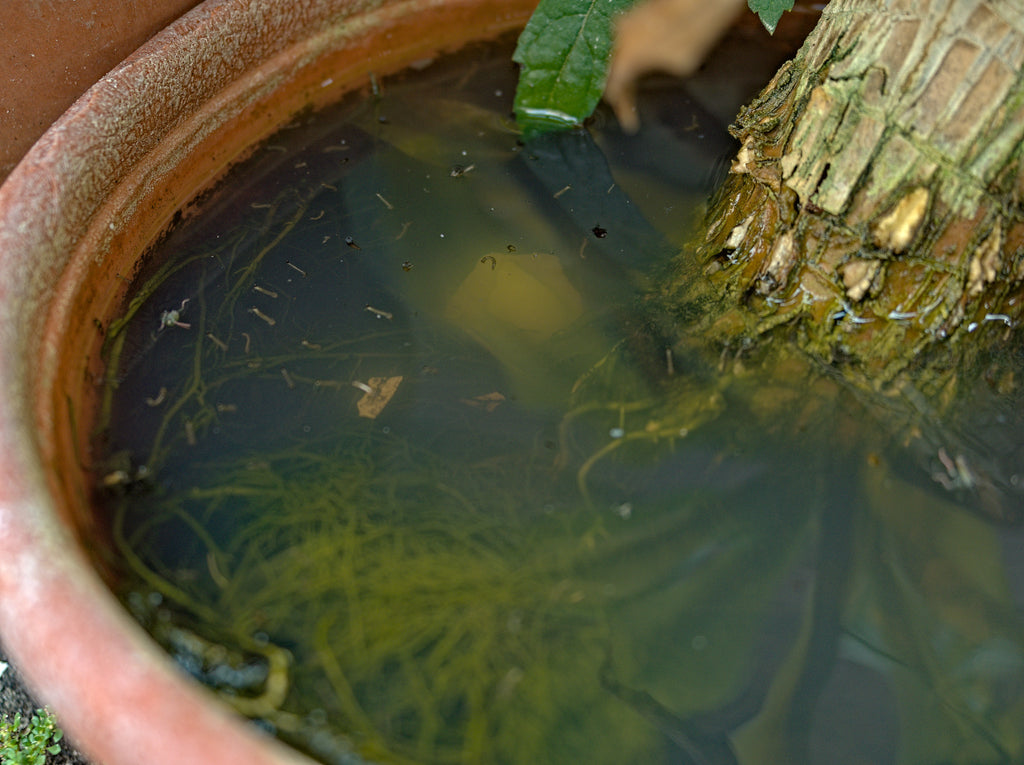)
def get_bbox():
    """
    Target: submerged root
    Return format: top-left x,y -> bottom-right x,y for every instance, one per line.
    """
109,440 -> 659,763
